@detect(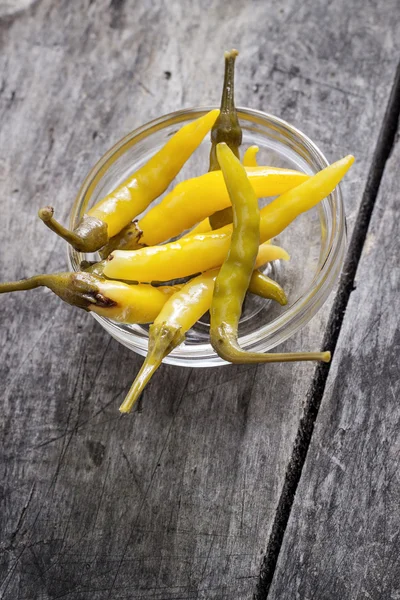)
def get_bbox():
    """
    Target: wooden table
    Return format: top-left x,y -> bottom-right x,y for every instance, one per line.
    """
1,1 -> 399,598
